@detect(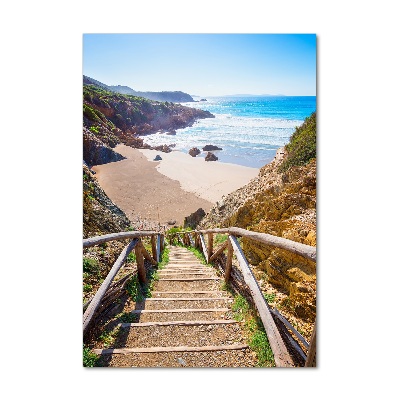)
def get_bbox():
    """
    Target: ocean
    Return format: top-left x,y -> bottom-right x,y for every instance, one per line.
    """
143,96 -> 316,168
